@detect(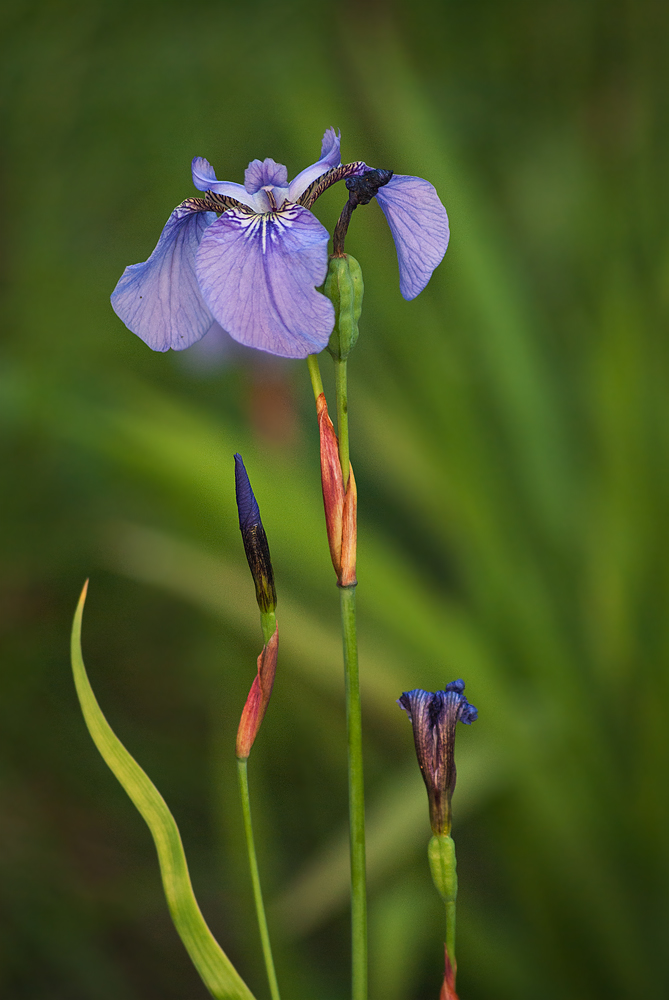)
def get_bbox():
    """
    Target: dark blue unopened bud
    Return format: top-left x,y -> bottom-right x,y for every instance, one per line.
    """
234,454 -> 276,615
344,168 -> 393,206
398,681 -> 477,836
